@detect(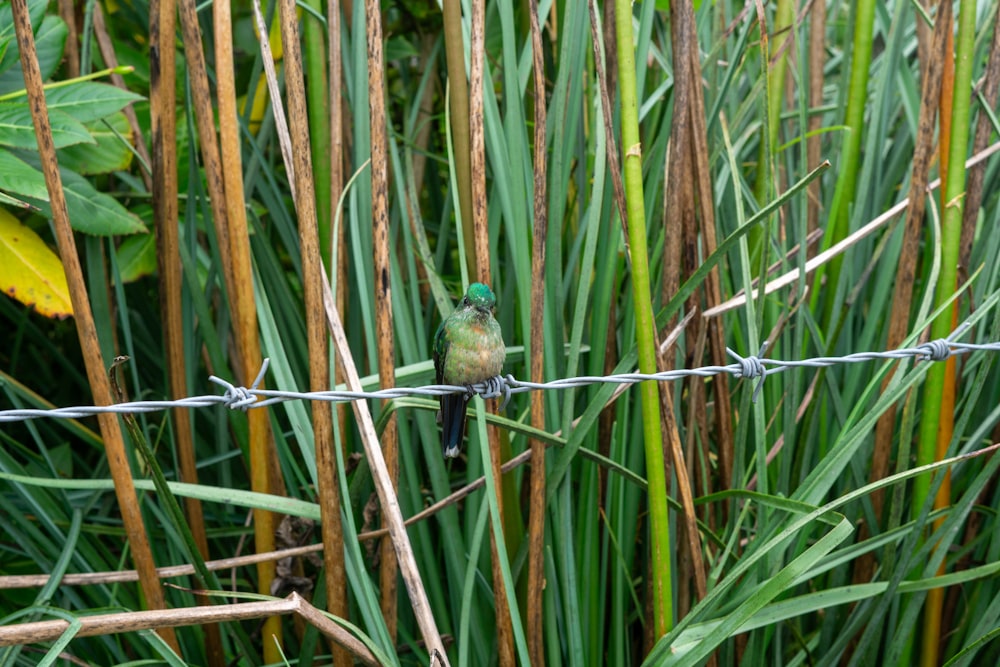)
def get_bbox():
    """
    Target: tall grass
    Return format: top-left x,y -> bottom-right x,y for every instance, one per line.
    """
3,1 -> 1000,666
